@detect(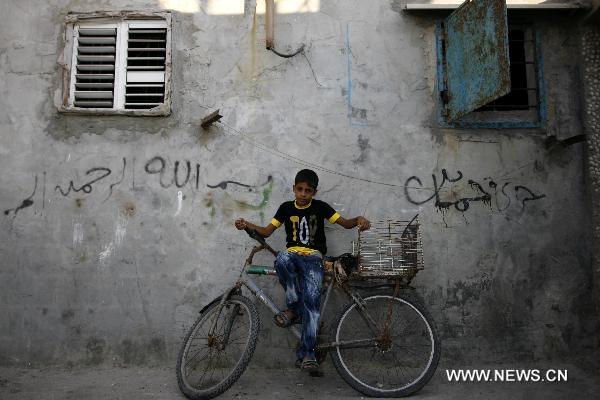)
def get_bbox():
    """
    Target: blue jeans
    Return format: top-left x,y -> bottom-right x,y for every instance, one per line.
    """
274,251 -> 324,361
